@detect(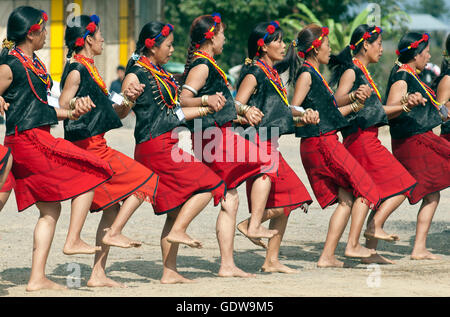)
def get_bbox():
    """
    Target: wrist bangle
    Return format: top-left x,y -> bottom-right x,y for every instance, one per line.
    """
238,104 -> 251,116
401,93 -> 410,105
122,95 -> 135,109
402,104 -> 411,112
349,91 -> 356,102
67,109 -> 78,120
198,106 -> 211,117
69,97 -> 78,110
201,95 -> 208,106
